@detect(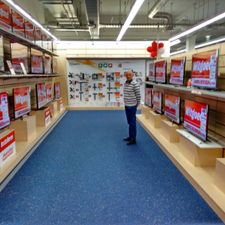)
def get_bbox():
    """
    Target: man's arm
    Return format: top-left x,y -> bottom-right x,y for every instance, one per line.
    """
134,83 -> 141,106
